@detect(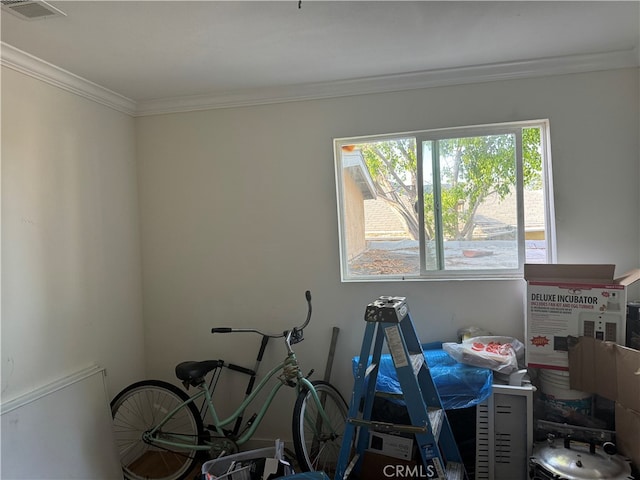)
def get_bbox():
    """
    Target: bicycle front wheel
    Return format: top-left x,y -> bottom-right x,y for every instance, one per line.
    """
111,380 -> 204,480
292,380 -> 348,476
